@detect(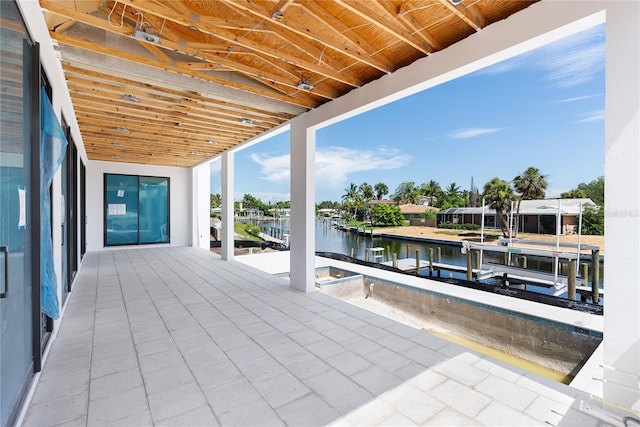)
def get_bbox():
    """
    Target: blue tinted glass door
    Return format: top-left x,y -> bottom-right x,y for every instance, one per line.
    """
1,3 -> 35,425
105,174 -> 139,245
139,177 -> 169,243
